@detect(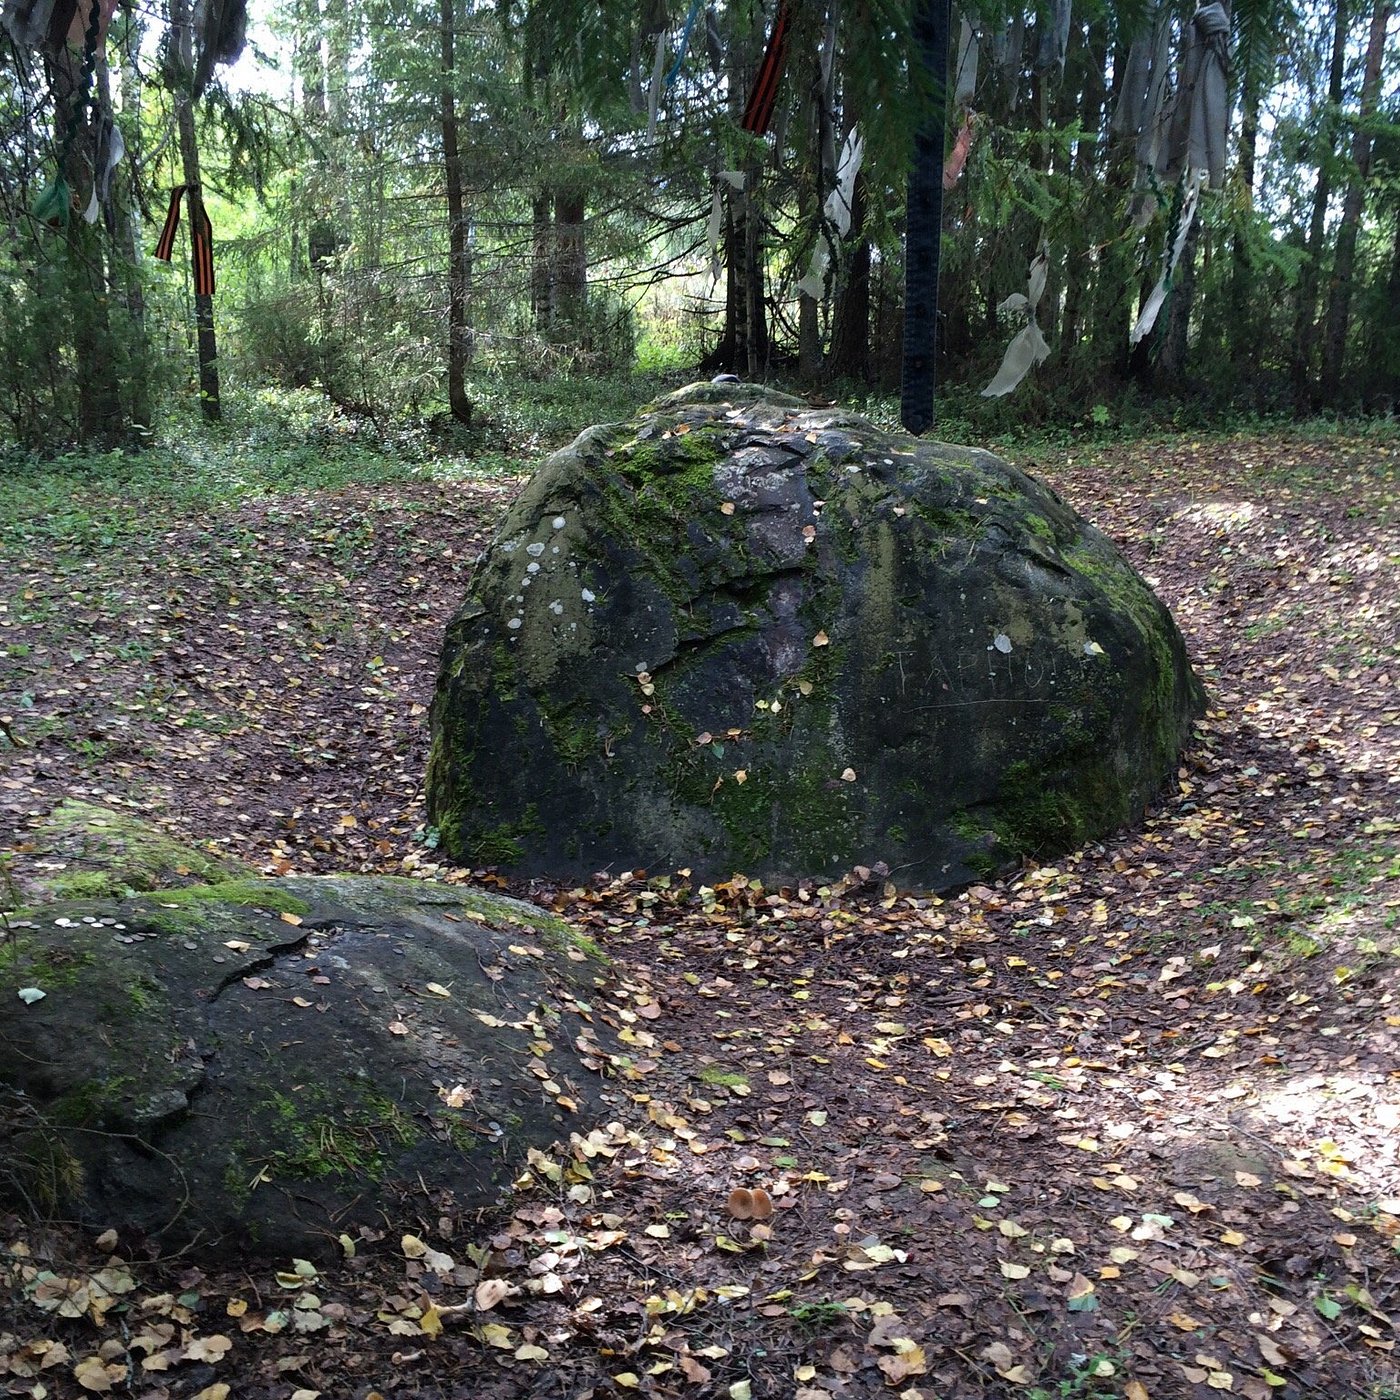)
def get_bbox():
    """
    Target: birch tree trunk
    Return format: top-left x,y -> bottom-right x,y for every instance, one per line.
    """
440,0 -> 472,423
